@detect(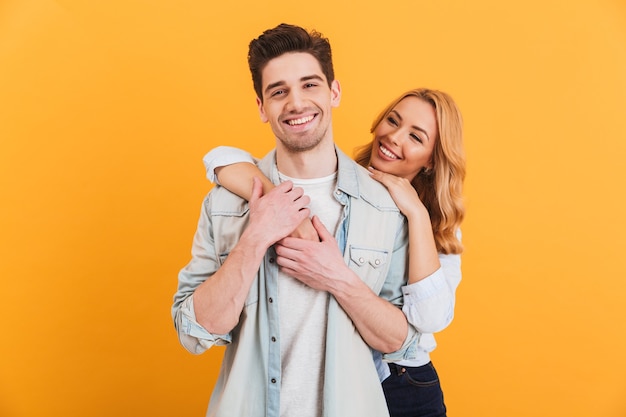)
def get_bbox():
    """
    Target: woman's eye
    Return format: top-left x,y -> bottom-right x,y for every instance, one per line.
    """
410,133 -> 423,144
387,117 -> 398,126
